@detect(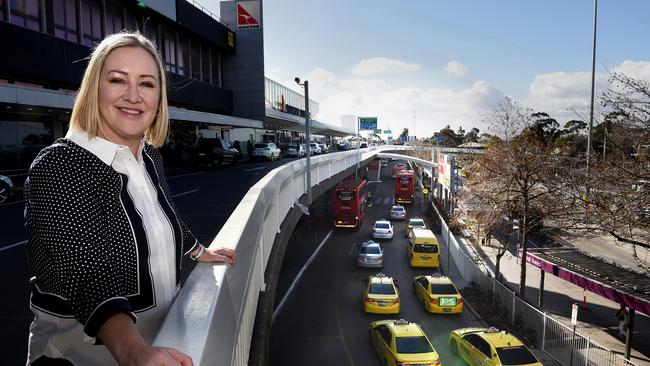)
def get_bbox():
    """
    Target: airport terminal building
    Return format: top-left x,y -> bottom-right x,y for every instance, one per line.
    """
0,0 -> 351,188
